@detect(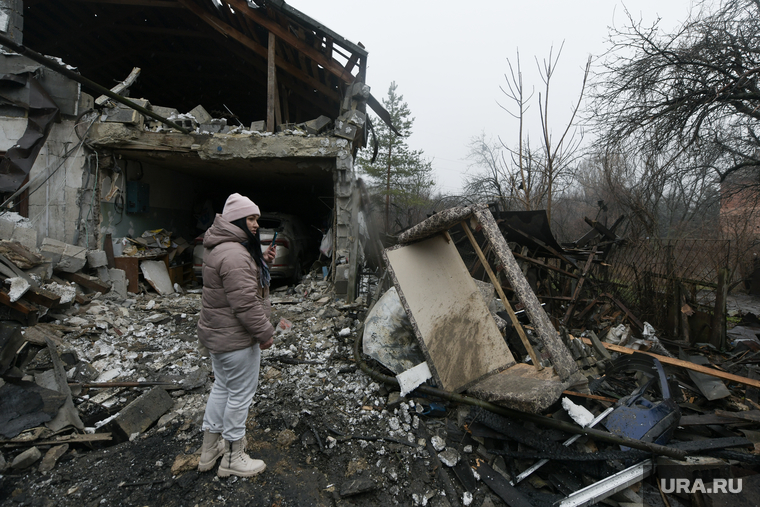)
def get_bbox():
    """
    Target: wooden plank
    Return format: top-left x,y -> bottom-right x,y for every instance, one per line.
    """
0,253 -> 38,288
57,272 -> 110,293
584,217 -> 618,241
21,286 -> 61,308
0,433 -> 112,448
562,251 -> 596,325
267,31 -> 276,133
710,267 -> 728,350
114,257 -> 139,294
177,0 -> 338,100
513,250 -> 579,279
580,336 -> 760,389
714,409 -> 760,423
0,288 -> 38,316
22,325 -> 64,347
670,436 -> 752,452
222,0 -> 357,84
461,221 -> 542,370
0,290 -> 39,326
601,293 -> 644,330
103,233 -> 116,269
562,390 -> 617,403
472,459 -> 533,507
679,413 -> 747,426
